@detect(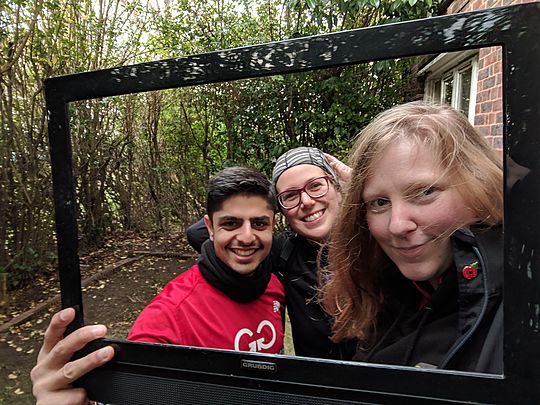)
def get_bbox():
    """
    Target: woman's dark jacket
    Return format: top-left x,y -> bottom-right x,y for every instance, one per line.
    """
186,220 -> 354,360
355,225 -> 503,373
